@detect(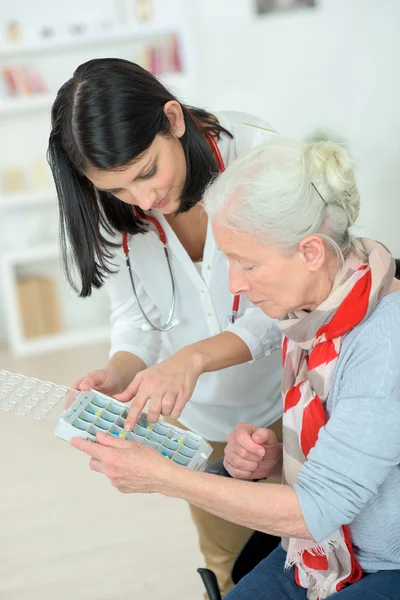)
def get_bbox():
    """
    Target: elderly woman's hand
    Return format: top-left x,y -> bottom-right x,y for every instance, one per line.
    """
224,423 -> 282,480
114,351 -> 204,430
70,432 -> 175,494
